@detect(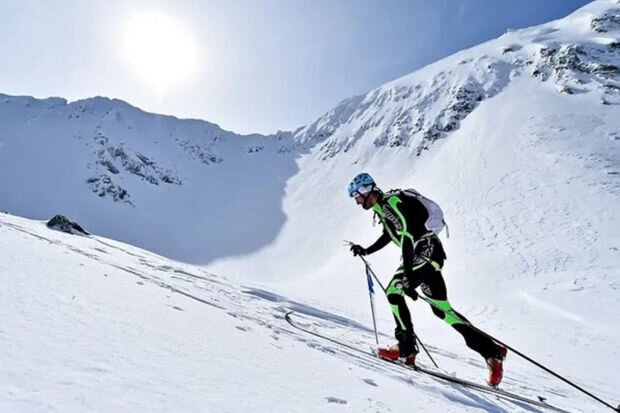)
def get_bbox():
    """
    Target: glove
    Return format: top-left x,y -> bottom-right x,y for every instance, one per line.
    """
402,276 -> 418,300
349,244 -> 367,257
